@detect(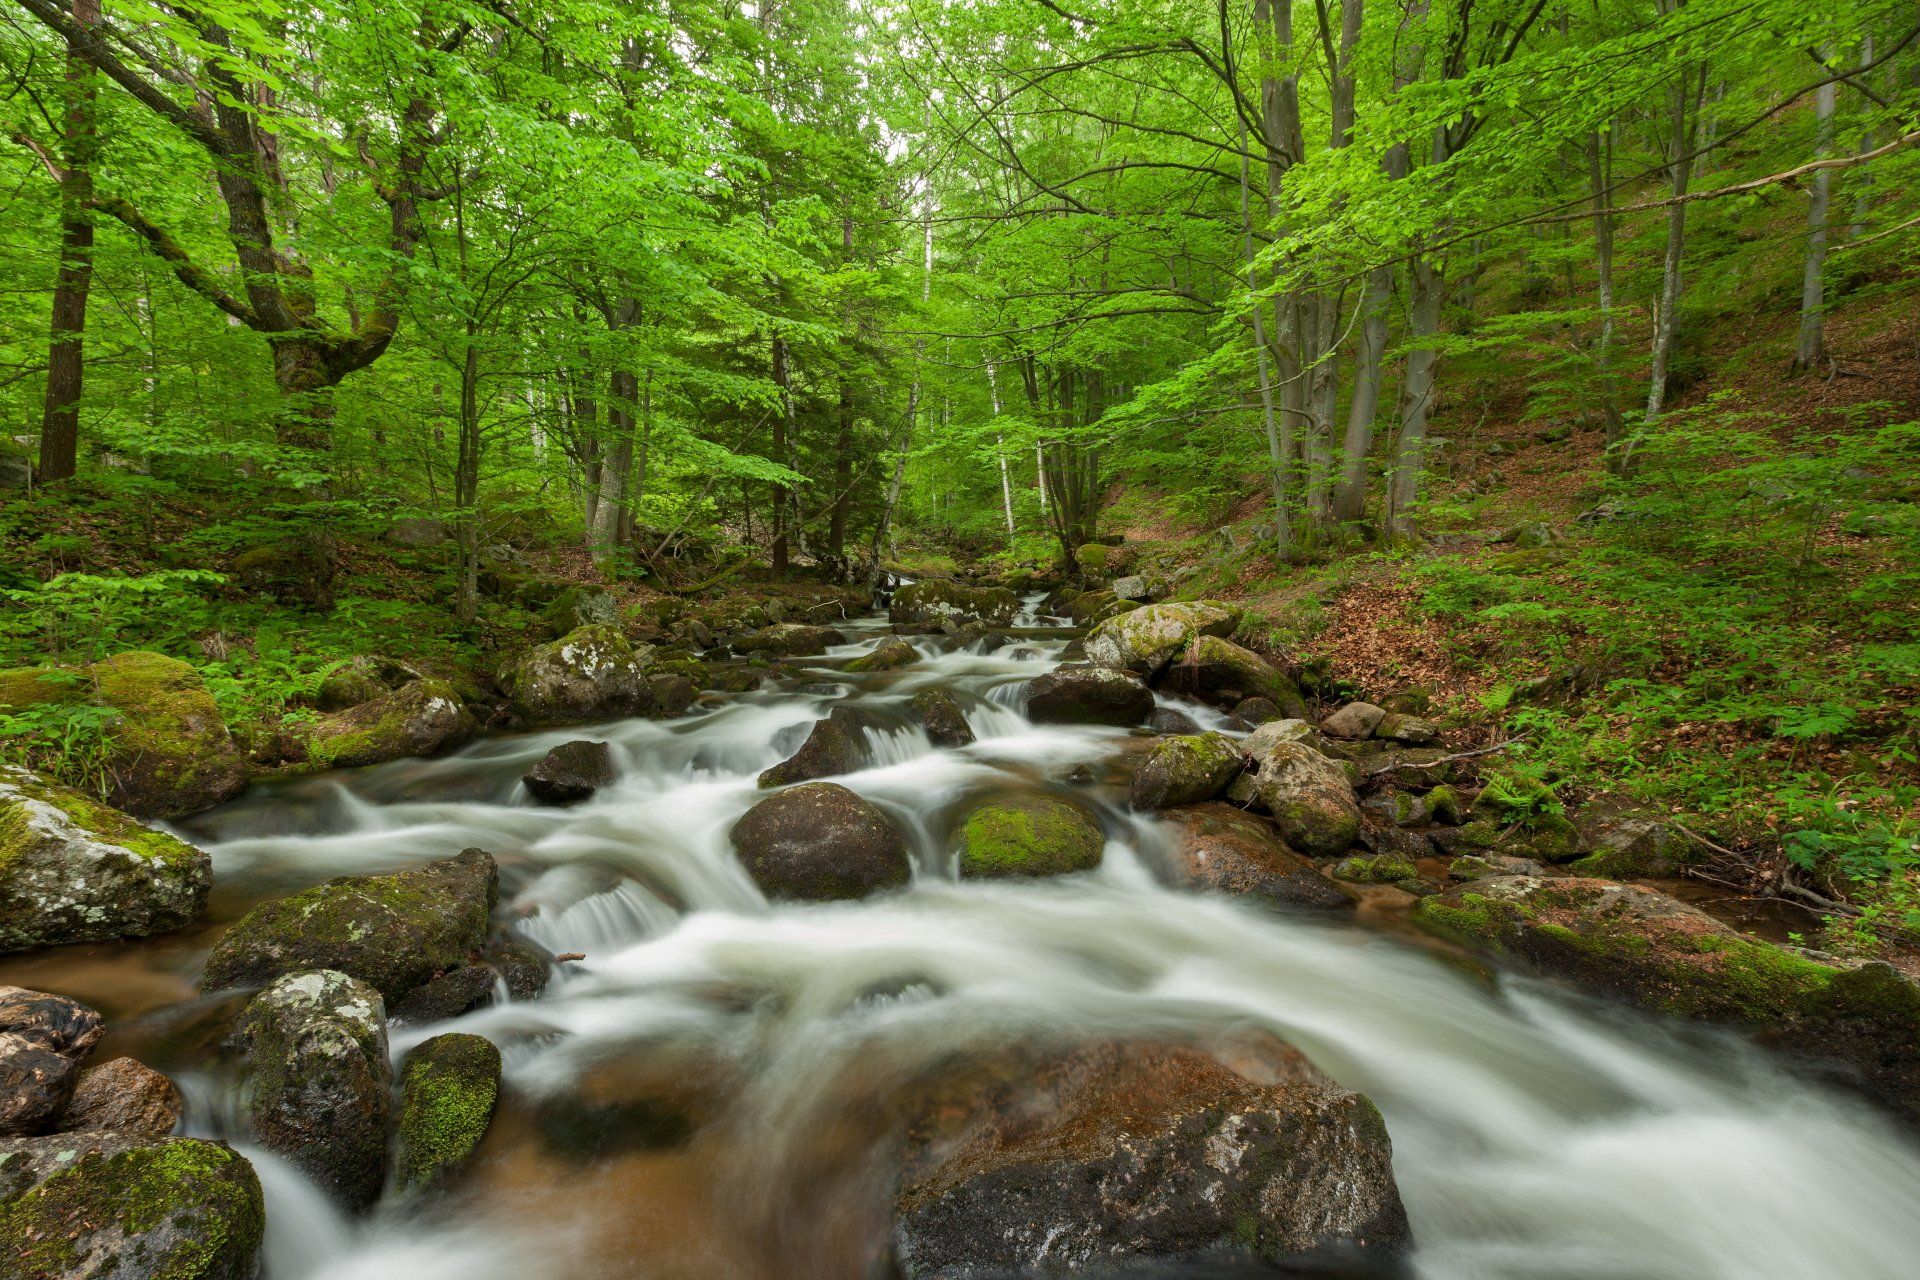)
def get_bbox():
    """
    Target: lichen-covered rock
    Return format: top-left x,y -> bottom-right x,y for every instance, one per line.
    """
957,794 -> 1104,878
539,586 -> 618,638
1359,747 -> 1458,791
759,718 -> 864,788
1084,601 -> 1241,677
503,624 -> 655,727
1245,741 -> 1361,857
1446,853 -> 1544,881
522,739 -> 615,805
889,580 -> 1020,628
305,678 -> 475,770
1024,666 -> 1154,727
60,1058 -> 182,1140
0,767 -> 211,954
1130,733 -> 1242,810
0,987 -> 103,1137
314,655 -> 425,712
0,1133 -> 263,1280
1063,589 -> 1138,627
237,969 -> 390,1210
1375,712 -> 1439,745
201,848 -> 497,1001
1158,805 -> 1351,911
395,1033 -> 501,1192
1108,573 -> 1162,602
845,637 -> 920,673
910,688 -> 974,749
1158,636 -> 1306,717
891,1035 -> 1410,1276
1568,799 -> 1694,878
730,783 -> 911,902
732,623 -> 848,658
1321,702 -> 1387,740
1415,876 -> 1920,1123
